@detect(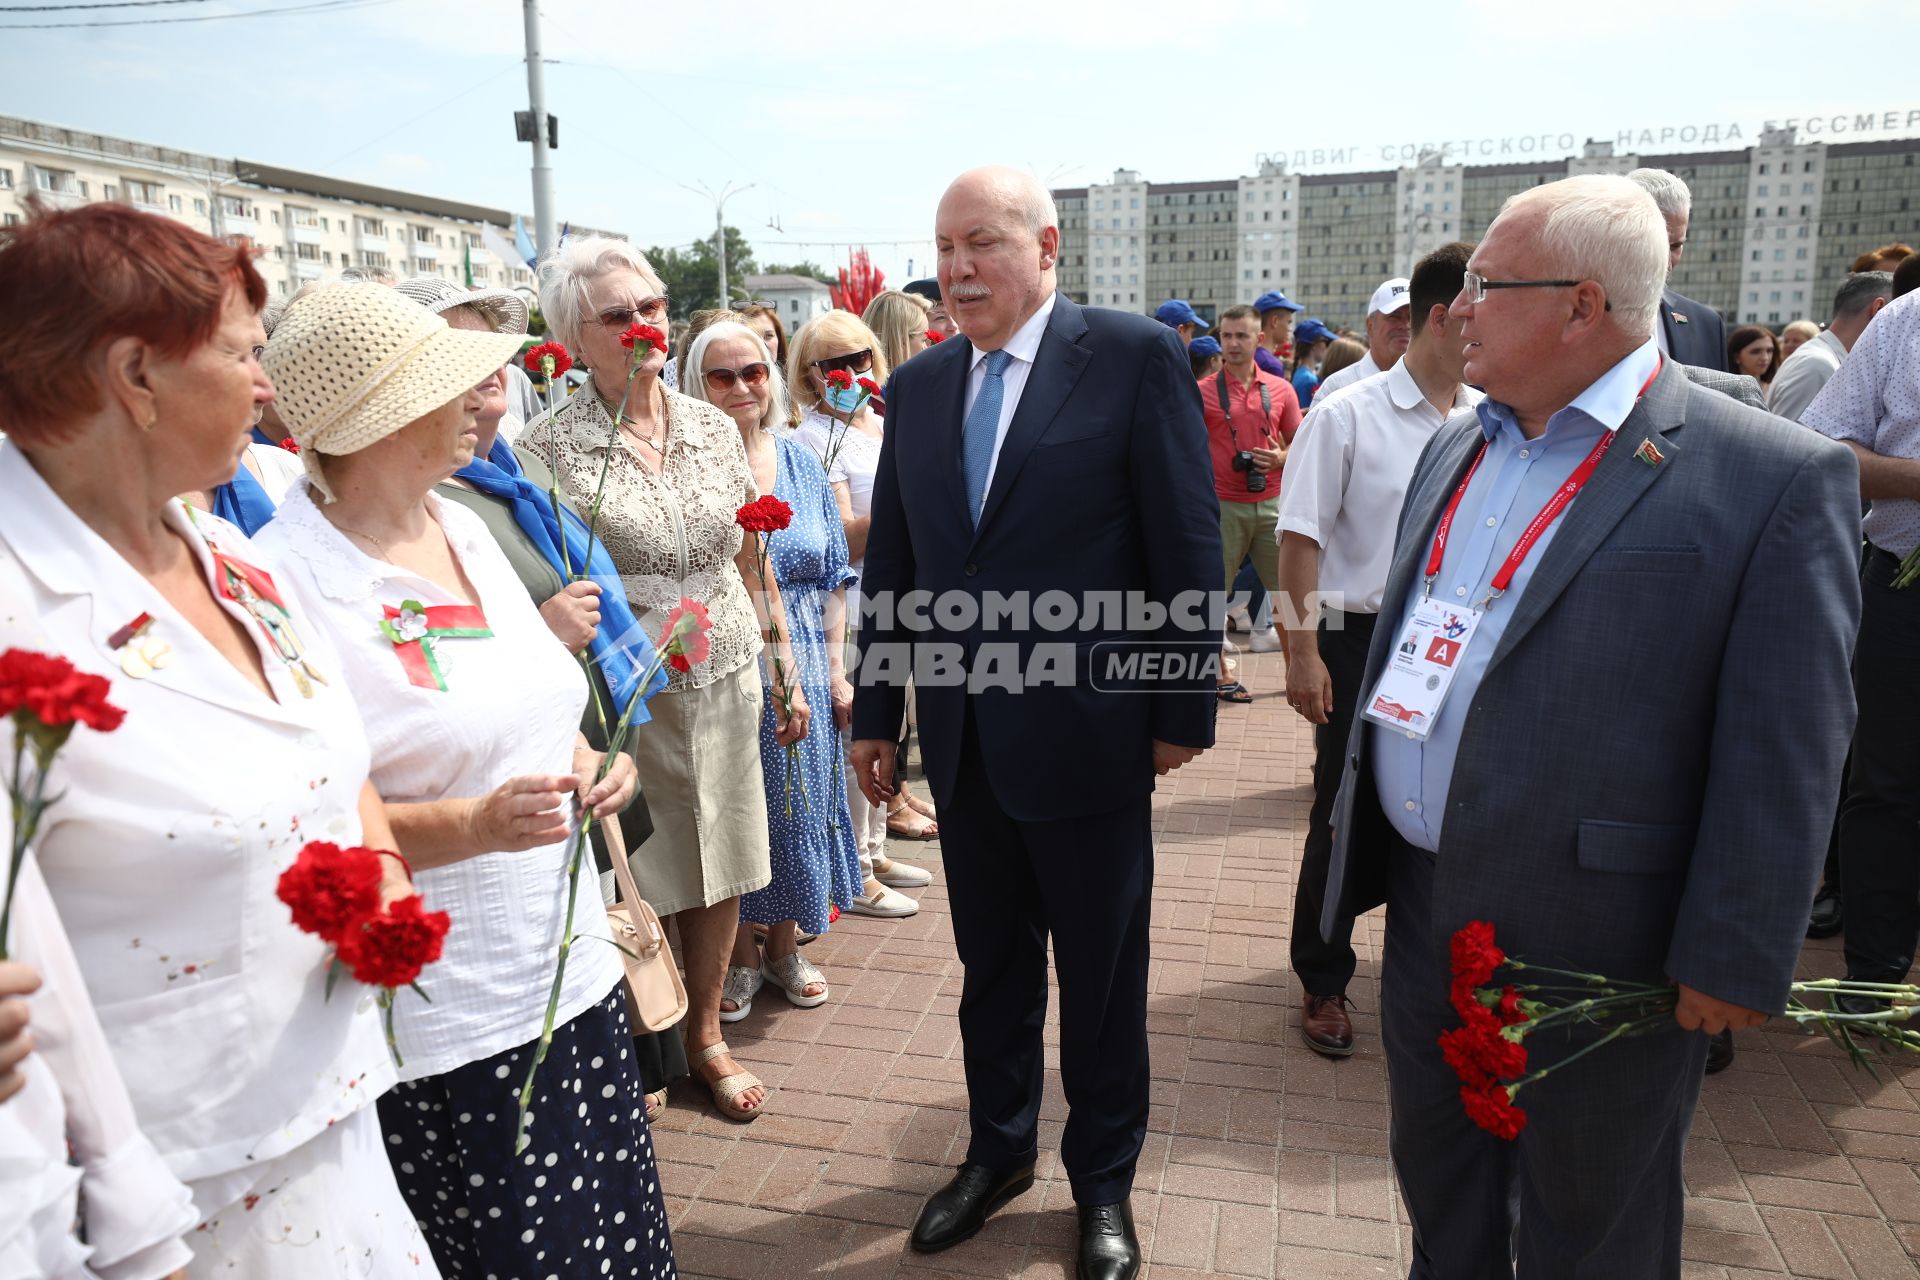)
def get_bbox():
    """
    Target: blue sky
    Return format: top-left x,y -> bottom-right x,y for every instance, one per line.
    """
2,0 -> 1911,286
